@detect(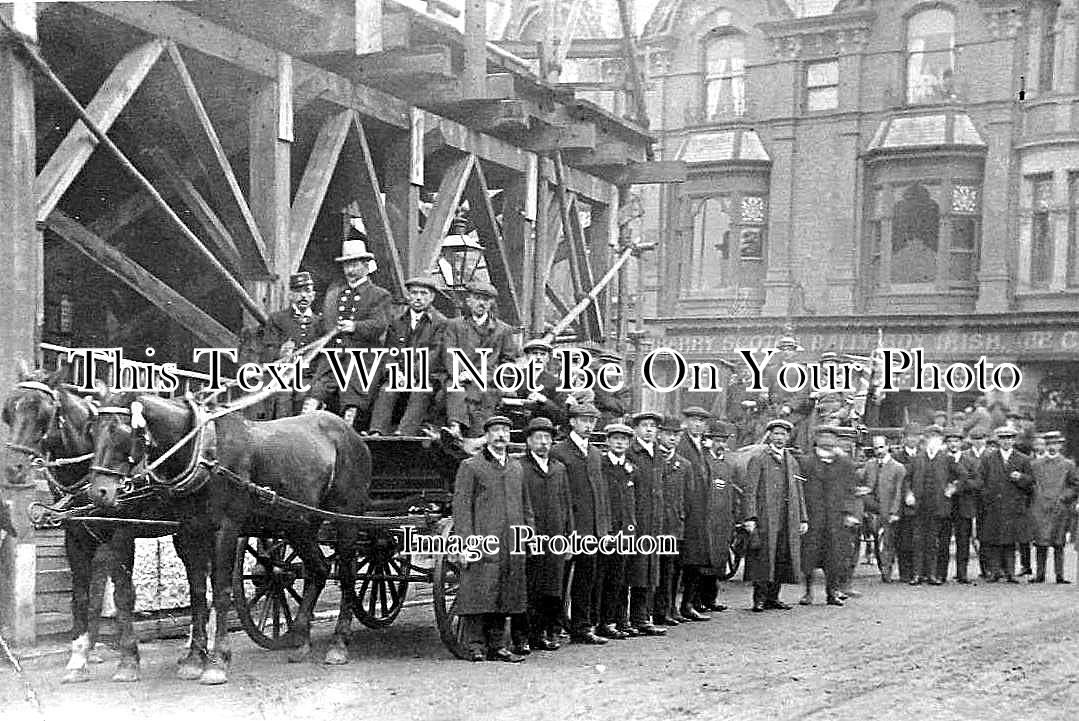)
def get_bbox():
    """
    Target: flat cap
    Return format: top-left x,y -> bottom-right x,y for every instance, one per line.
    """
604,423 -> 634,438
404,276 -> 438,292
631,411 -> 663,426
289,271 -> 315,290
681,406 -> 713,419
482,415 -> 513,431
993,426 -> 1017,438
766,418 -> 794,433
465,280 -> 499,298
1042,430 -> 1064,443
923,424 -> 944,436
902,423 -> 922,435
523,339 -> 553,354
568,403 -> 600,418
943,427 -> 963,440
659,415 -> 683,432
524,417 -> 556,437
968,428 -> 987,440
